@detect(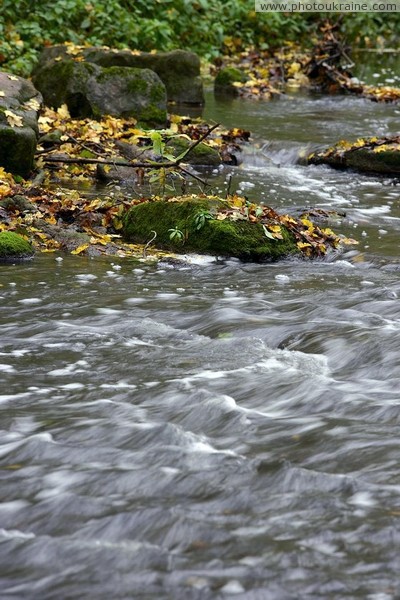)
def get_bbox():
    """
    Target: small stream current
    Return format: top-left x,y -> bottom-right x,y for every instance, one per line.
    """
1,63 -> 400,598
